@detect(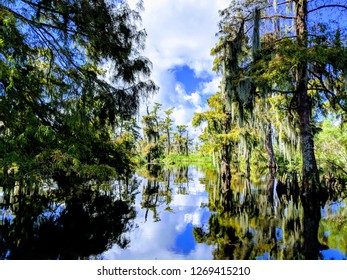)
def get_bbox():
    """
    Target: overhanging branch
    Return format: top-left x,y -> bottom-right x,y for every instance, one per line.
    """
308,4 -> 347,14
